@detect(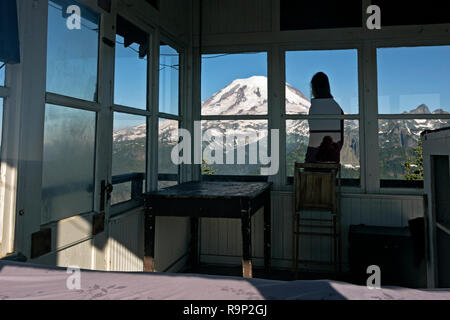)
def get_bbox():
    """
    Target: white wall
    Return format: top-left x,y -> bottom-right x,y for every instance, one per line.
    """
108,211 -> 190,272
